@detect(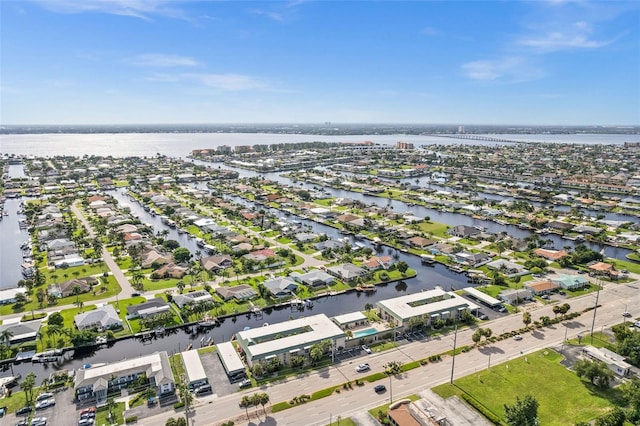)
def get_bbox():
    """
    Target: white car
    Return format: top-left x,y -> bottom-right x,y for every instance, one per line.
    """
361,345 -> 371,354
31,417 -> 47,426
355,363 -> 370,372
35,399 -> 55,410
36,393 -> 54,402
513,334 -> 523,341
